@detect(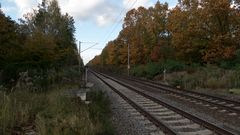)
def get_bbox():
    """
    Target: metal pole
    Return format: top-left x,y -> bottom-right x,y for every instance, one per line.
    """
79,41 -> 81,72
85,67 -> 88,84
128,42 -> 130,76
